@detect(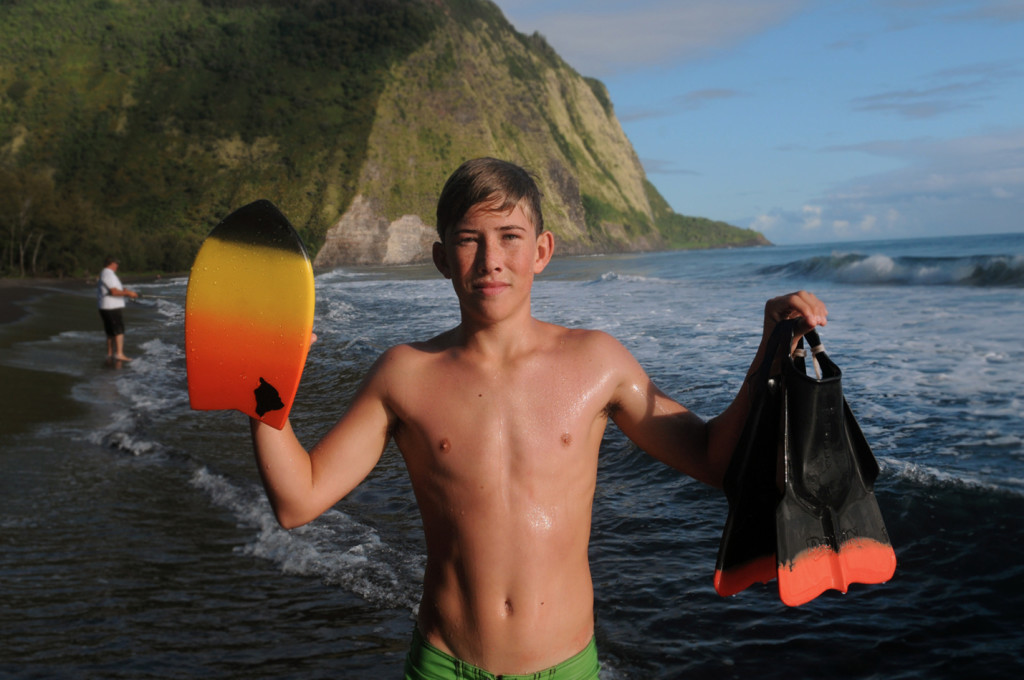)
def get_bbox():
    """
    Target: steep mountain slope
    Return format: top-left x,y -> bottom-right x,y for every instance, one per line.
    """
0,0 -> 767,276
